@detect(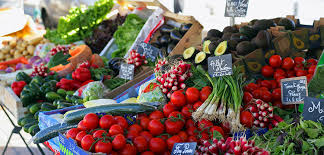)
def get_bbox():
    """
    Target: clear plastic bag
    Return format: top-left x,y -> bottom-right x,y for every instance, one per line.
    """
74,81 -> 105,100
